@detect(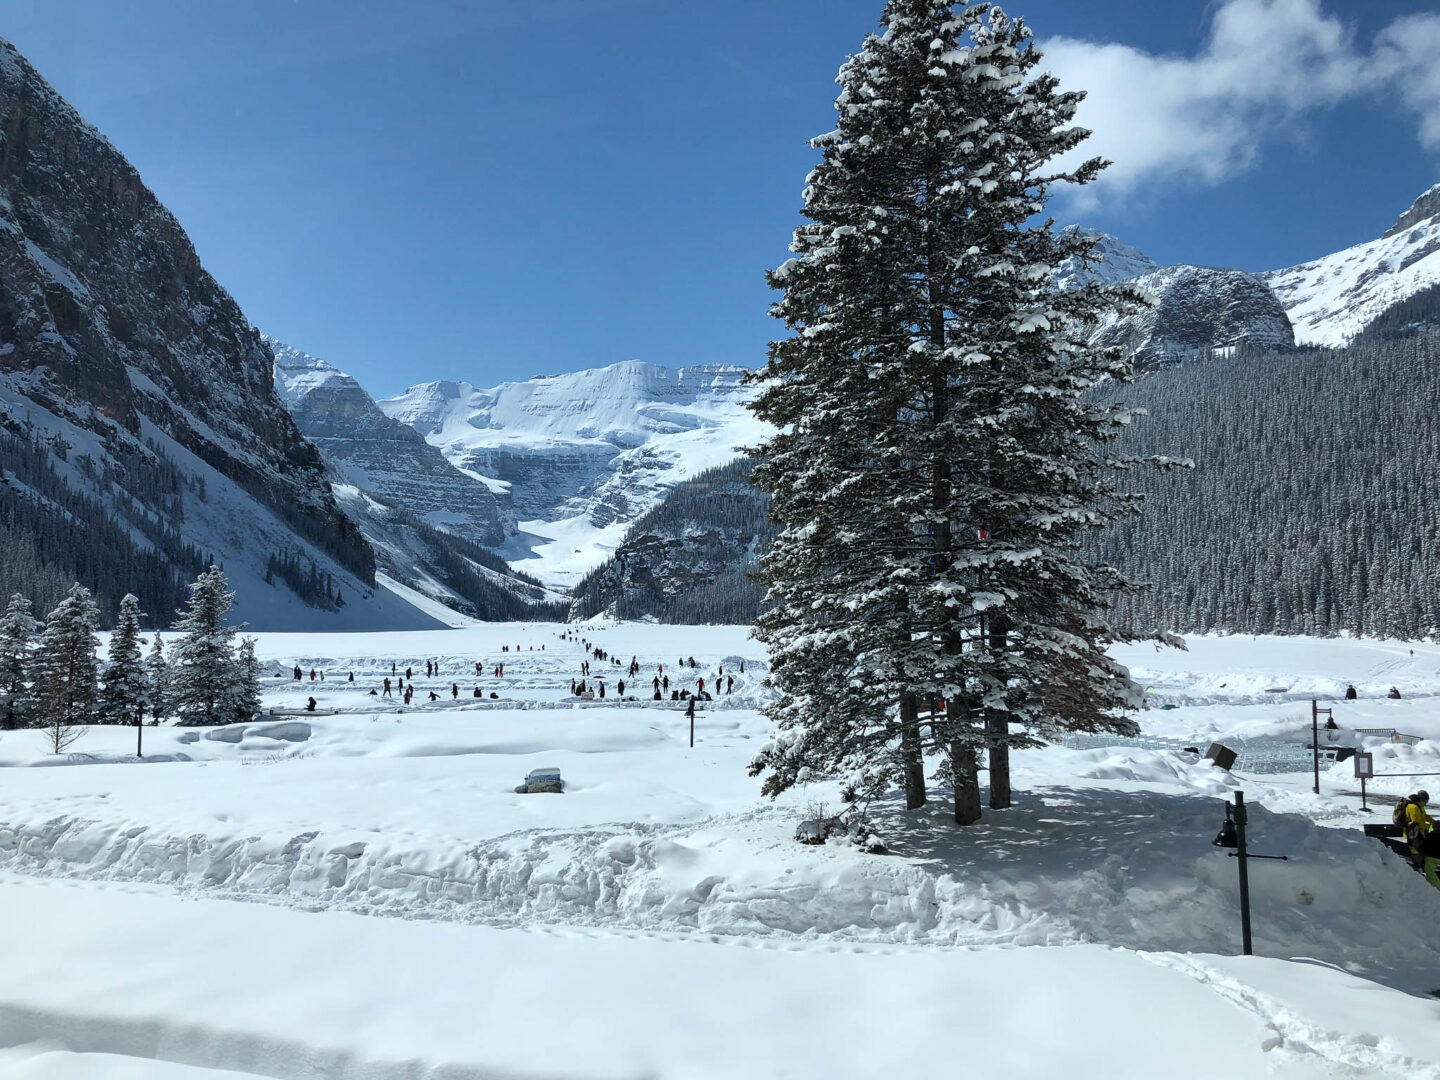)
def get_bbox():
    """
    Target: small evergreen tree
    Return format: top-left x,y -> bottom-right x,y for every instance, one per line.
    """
0,593 -> 37,730
170,566 -> 240,726
99,594 -> 149,727
146,632 -> 170,723
34,583 -> 101,751
225,636 -> 263,725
